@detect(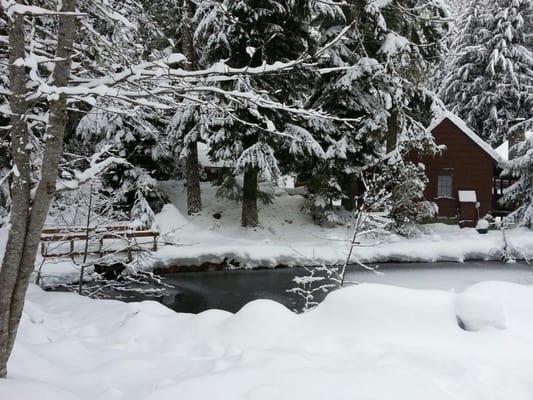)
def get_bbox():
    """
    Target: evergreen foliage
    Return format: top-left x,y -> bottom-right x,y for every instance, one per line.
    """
301,0 -> 450,226
72,104 -> 172,227
502,125 -> 533,228
440,0 -> 533,146
192,0 -> 319,226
